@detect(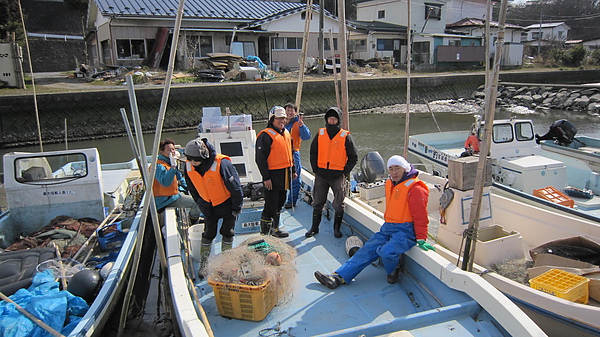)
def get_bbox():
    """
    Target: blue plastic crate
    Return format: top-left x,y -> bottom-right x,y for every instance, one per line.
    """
235,207 -> 263,233
97,221 -> 128,251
